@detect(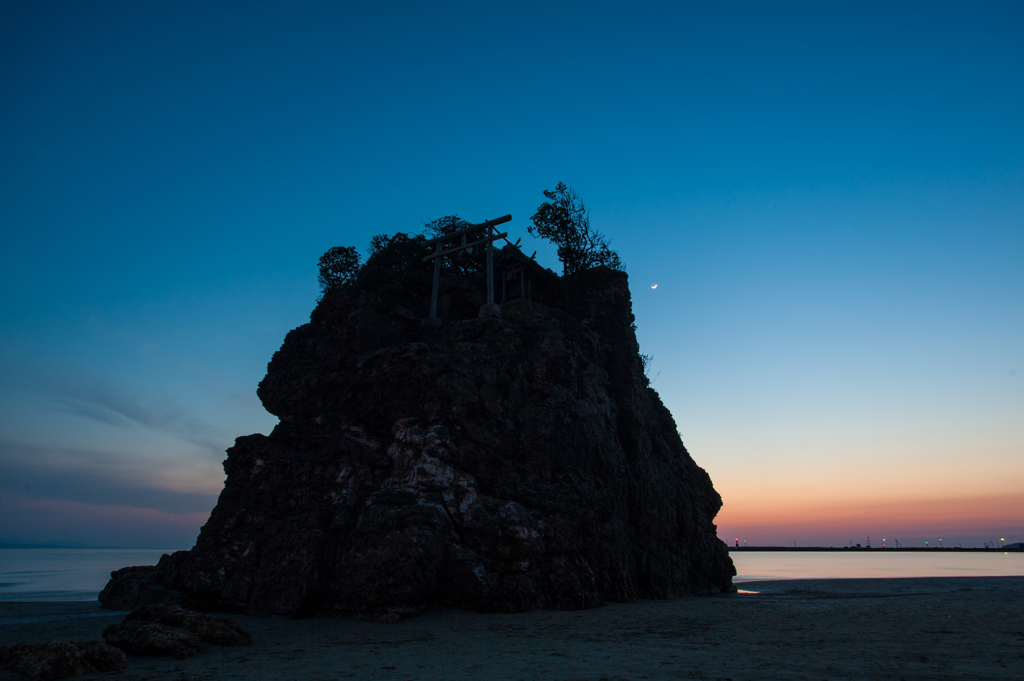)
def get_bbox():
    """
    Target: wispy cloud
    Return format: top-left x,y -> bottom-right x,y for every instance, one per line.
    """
0,360 -> 229,546
0,494 -> 207,549
0,360 -> 226,454
0,440 -> 220,514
